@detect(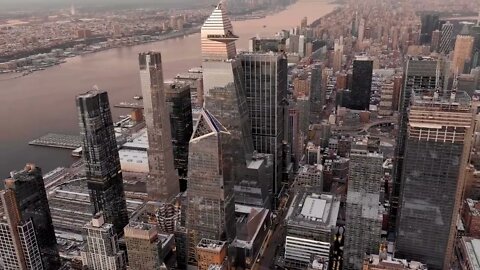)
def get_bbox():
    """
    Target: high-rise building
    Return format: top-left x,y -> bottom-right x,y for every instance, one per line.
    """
452,35 -> 475,73
139,52 -> 179,202
391,57 -> 443,231
431,30 -> 441,52
248,37 -> 286,53
76,90 -> 129,235
346,56 -> 373,110
81,213 -> 127,270
165,82 -> 193,180
240,52 -> 288,198
196,239 -> 228,270
378,80 -> 394,116
0,189 -> 43,270
185,109 -> 236,266
396,90 -> 474,269
4,164 -> 60,269
333,39 -> 343,72
124,222 -> 166,270
343,141 -> 384,270
420,12 -> 440,44
310,64 -> 324,124
439,22 -> 454,54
